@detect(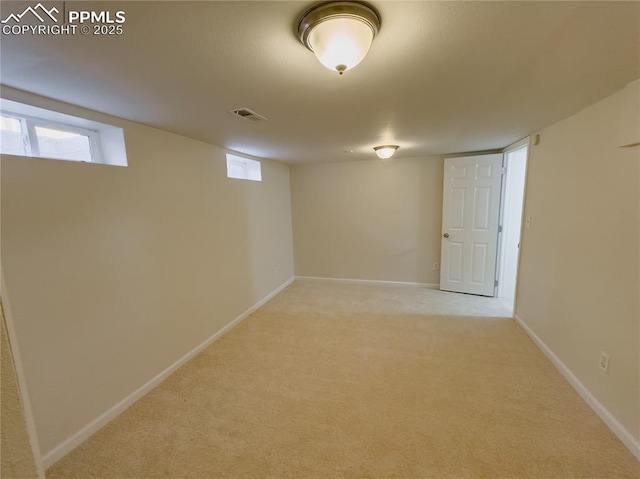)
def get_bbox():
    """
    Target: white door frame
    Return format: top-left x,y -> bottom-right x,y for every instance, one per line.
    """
496,137 -> 531,311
